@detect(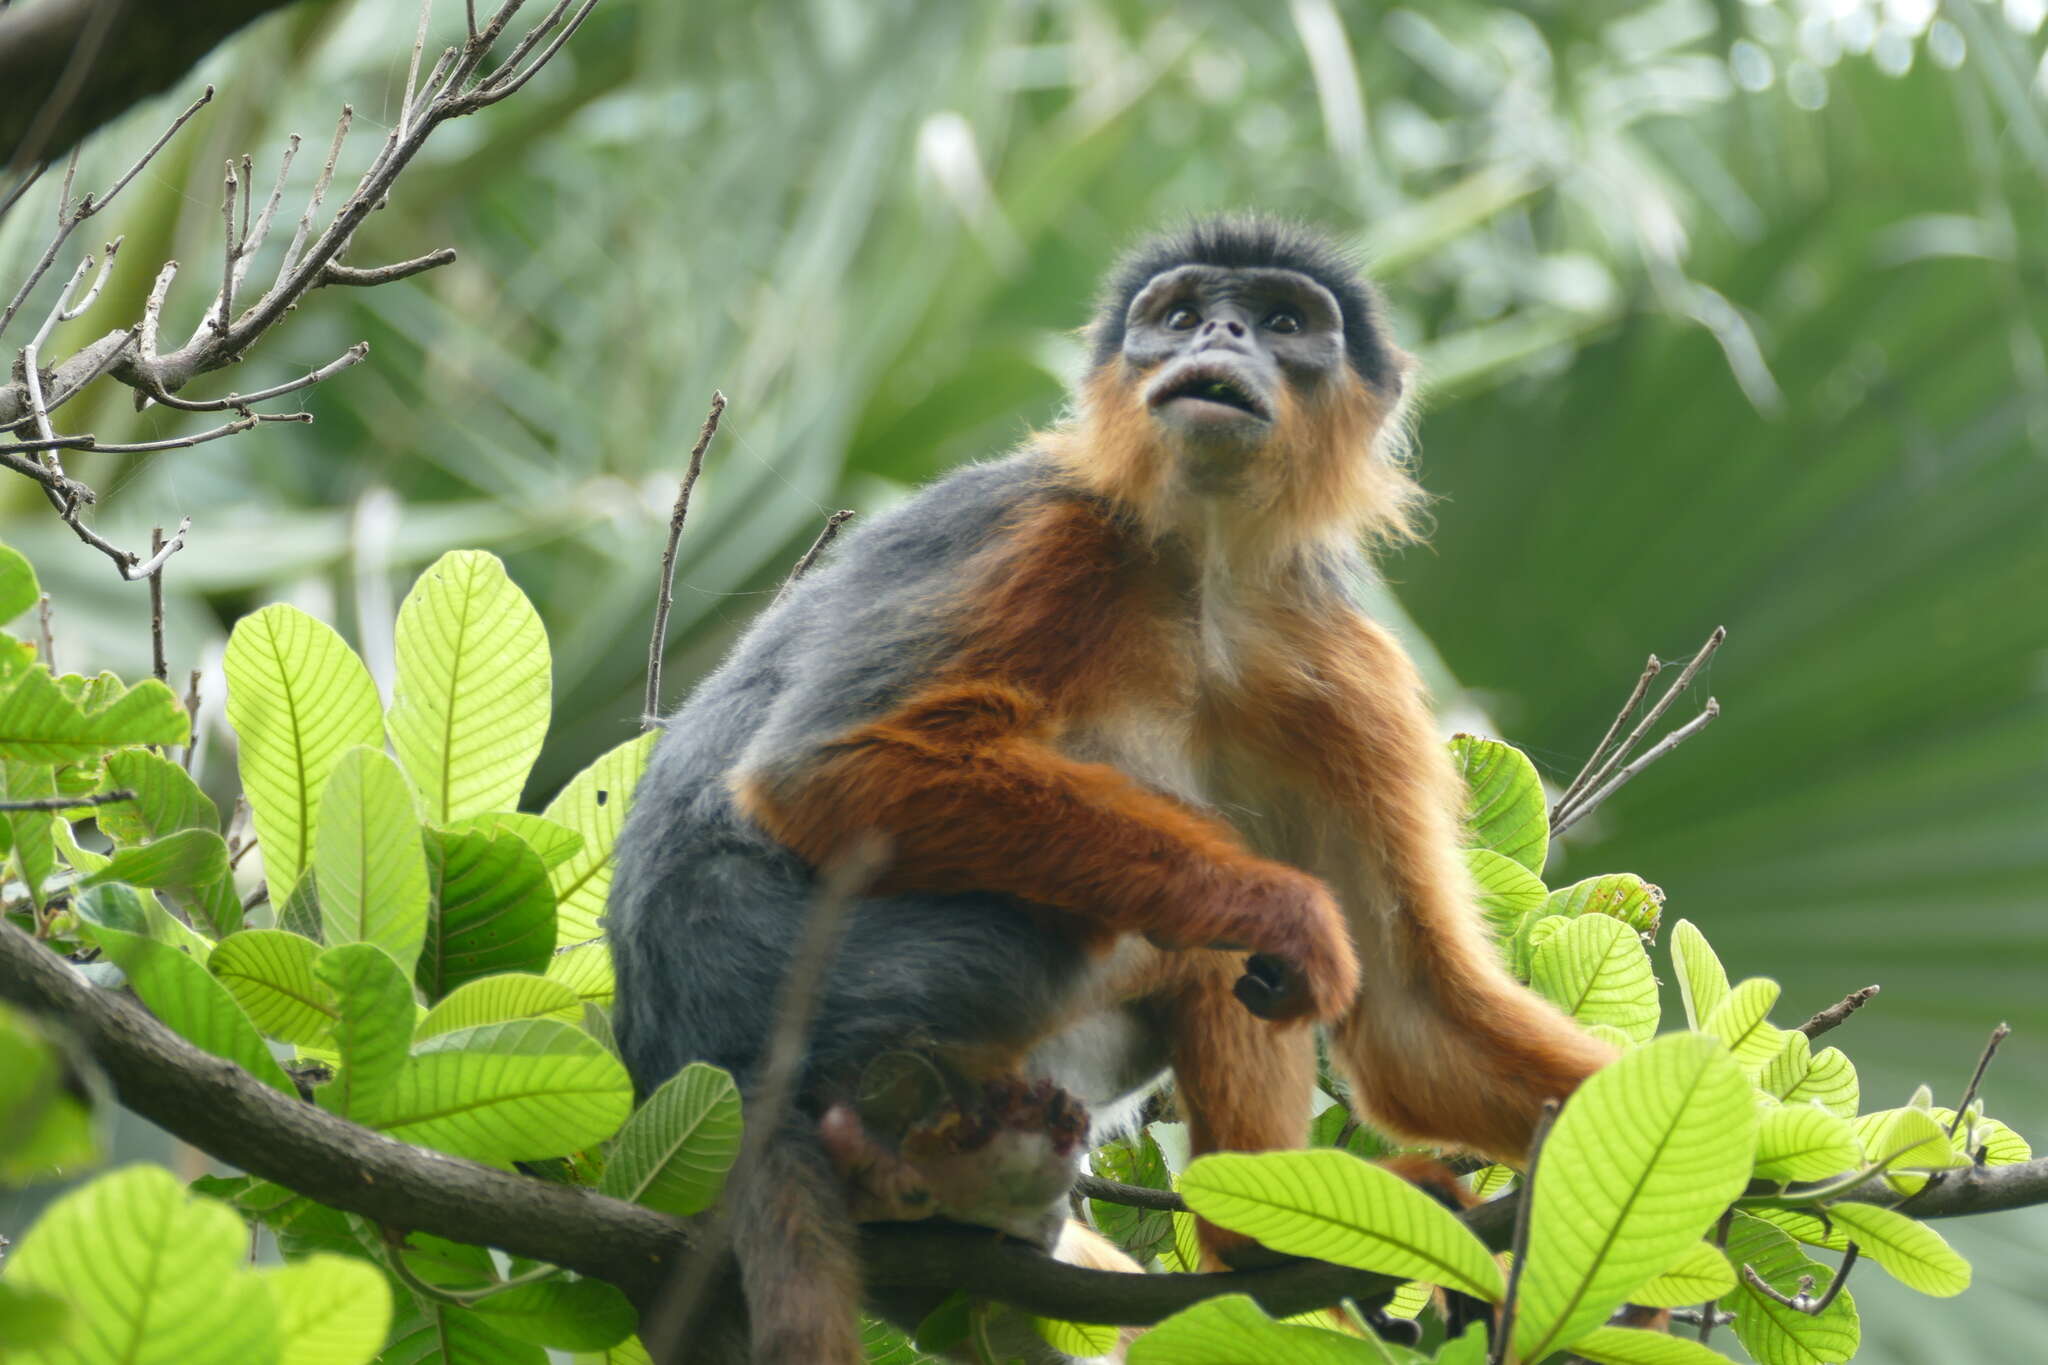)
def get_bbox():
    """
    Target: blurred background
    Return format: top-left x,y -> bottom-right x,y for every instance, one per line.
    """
1,1 -> 2043,1357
